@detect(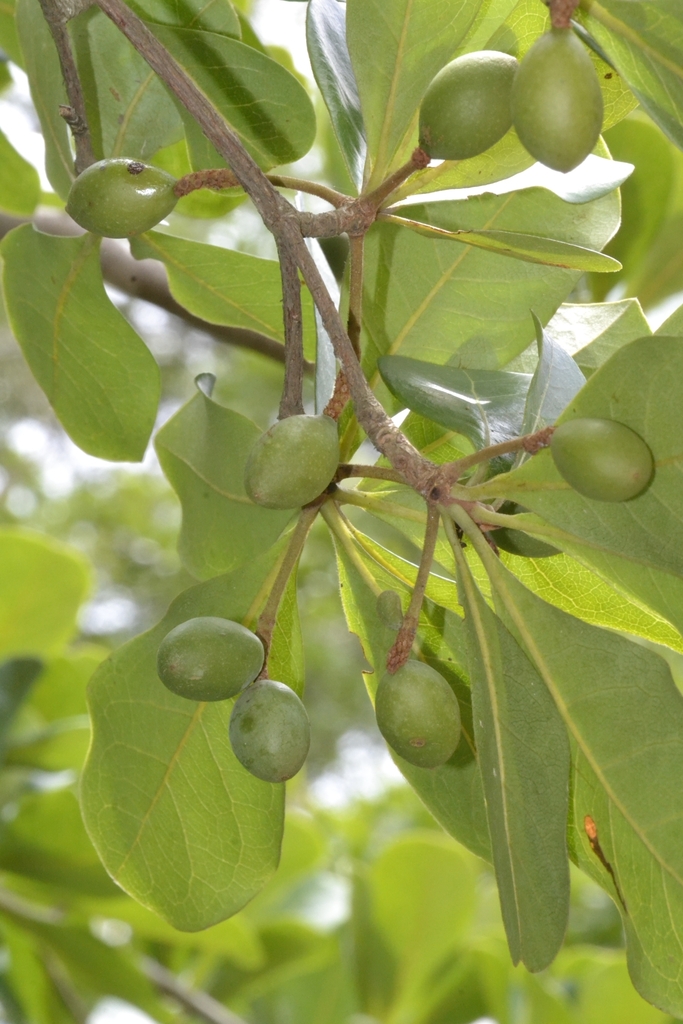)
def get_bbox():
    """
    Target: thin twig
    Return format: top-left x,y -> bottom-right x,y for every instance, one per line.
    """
278,244 -> 305,418
347,234 -> 364,358
38,0 -> 95,173
441,427 -> 555,488
336,463 -> 406,484
141,957 -> 249,1024
175,168 -> 348,208
361,147 -> 431,209
386,503 -> 440,672
549,0 -> 580,29
256,505 -> 319,663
